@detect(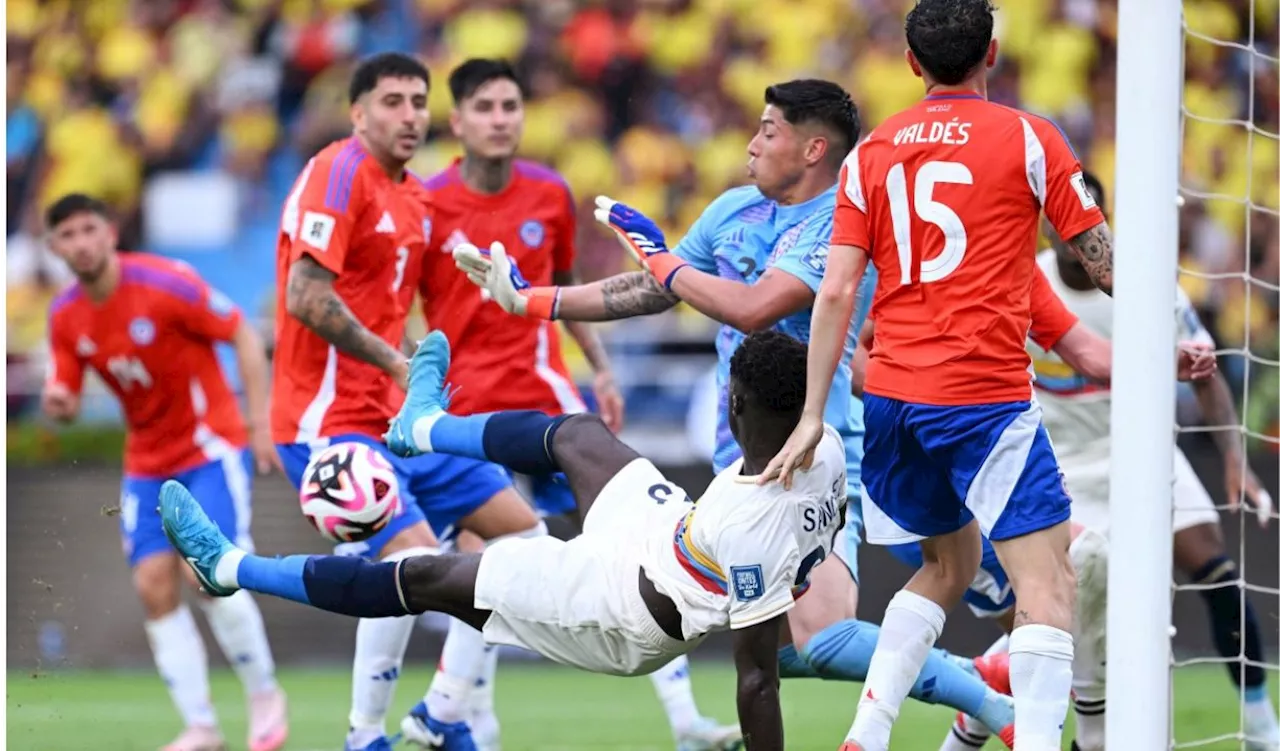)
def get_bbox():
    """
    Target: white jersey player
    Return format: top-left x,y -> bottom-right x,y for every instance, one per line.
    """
163,330 -> 845,751
1028,171 -> 1277,751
